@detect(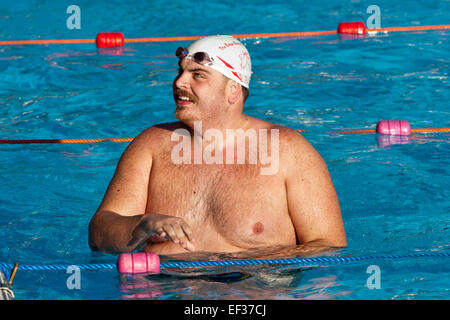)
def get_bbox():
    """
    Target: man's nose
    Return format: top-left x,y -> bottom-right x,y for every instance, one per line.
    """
174,70 -> 190,89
